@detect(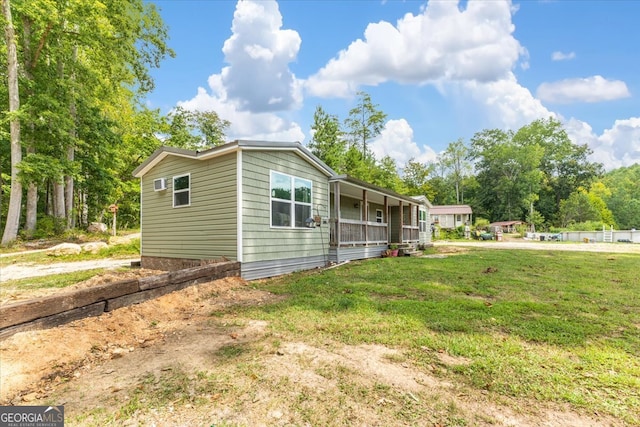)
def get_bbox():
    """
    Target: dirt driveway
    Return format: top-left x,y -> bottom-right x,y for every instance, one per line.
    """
0,243 -> 634,426
434,239 -> 640,254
